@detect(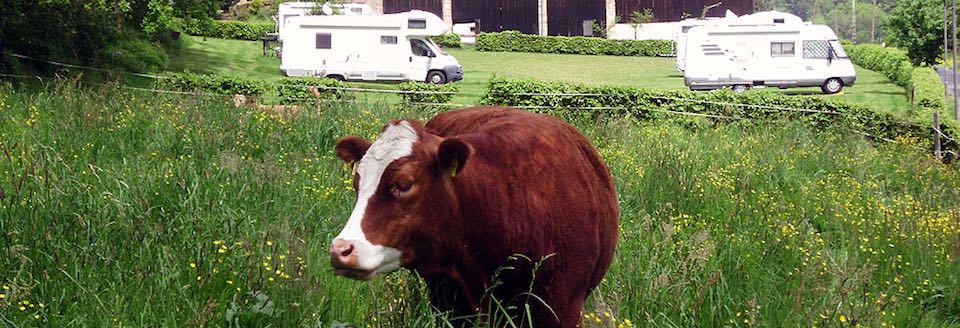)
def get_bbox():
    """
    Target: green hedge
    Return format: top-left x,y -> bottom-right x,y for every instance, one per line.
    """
431,33 -> 462,49
846,44 -> 914,88
156,72 -> 269,96
182,19 -> 275,41
481,77 -> 957,156
397,82 -> 459,104
476,31 -> 674,57
846,44 -> 947,119
274,77 -> 350,104
154,73 -> 462,106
